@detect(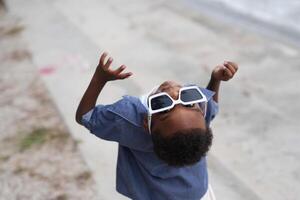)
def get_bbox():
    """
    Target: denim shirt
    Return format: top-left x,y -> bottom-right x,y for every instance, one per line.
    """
81,85 -> 218,200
